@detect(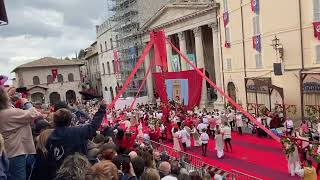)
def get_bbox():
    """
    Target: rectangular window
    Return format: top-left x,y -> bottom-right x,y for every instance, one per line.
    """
255,53 -> 263,68
314,0 -> 320,21
225,58 -> 232,70
105,41 -> 107,51
316,45 -> 320,64
225,27 -> 231,43
253,16 -> 260,36
223,0 -> 229,12
100,44 -> 102,53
